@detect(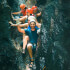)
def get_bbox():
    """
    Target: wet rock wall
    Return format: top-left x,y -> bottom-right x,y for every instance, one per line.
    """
36,0 -> 70,70
0,0 -> 22,70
